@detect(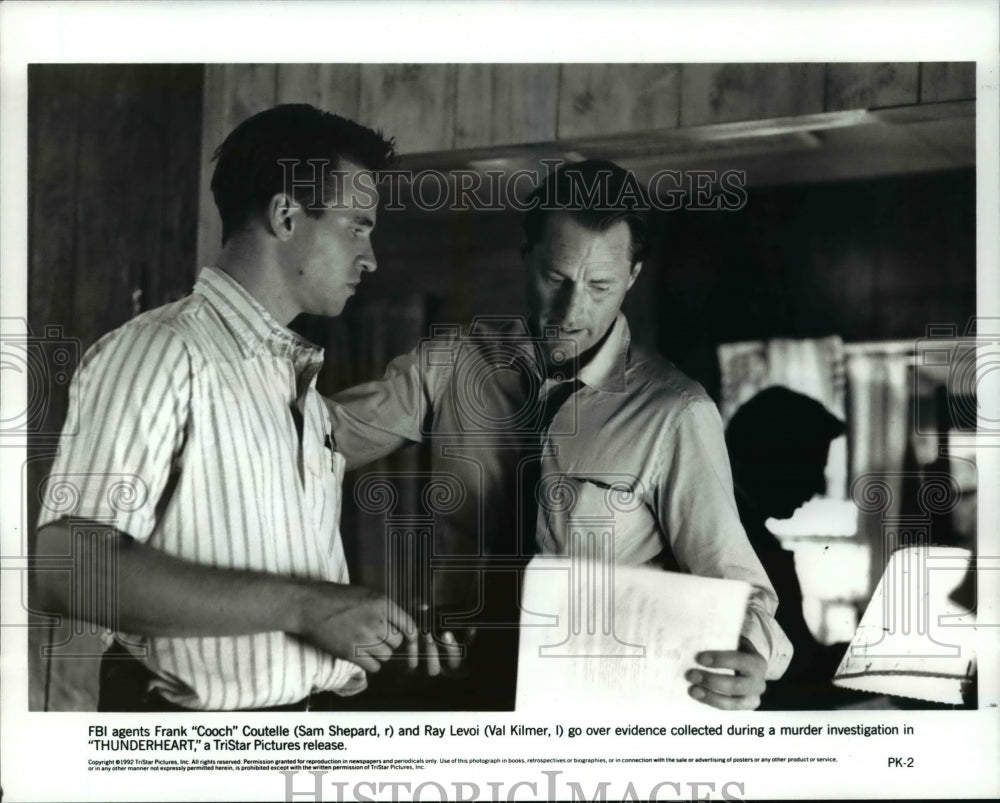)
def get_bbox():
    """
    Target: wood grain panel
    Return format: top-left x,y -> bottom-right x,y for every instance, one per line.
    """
277,63 -> 361,118
491,64 -> 559,145
358,64 -> 455,154
220,63 -> 279,131
28,65 -> 79,355
826,63 -> 919,111
558,64 -> 680,139
454,64 -> 494,149
72,65 -> 165,350
27,66 -> 84,710
196,64 -> 278,269
155,65 -> 204,306
681,63 -> 825,127
196,66 -> 228,269
920,62 -> 975,103
28,64 -> 204,710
